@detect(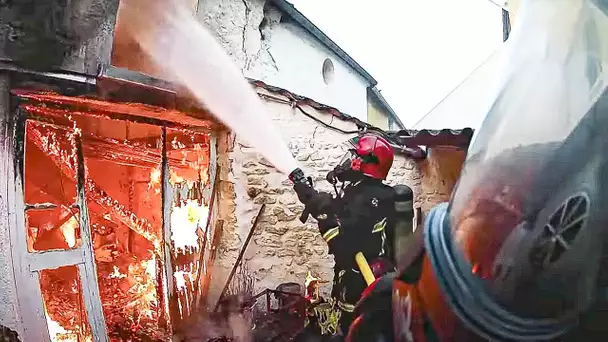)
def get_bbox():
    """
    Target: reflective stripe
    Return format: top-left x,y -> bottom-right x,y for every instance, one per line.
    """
372,218 -> 387,233
322,227 -> 340,242
338,301 -> 355,312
